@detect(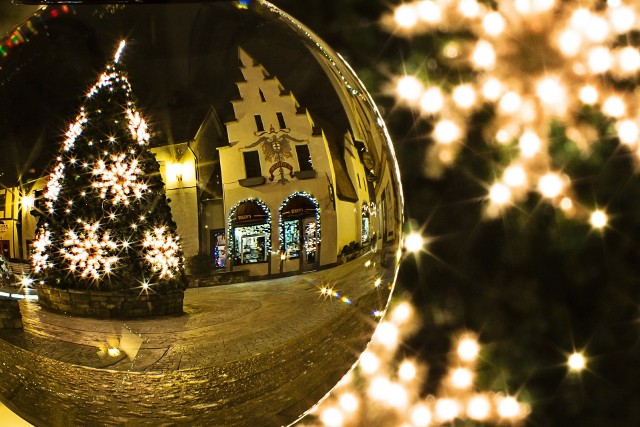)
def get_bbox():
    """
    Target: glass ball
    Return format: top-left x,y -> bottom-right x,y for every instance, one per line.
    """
0,2 -> 403,426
